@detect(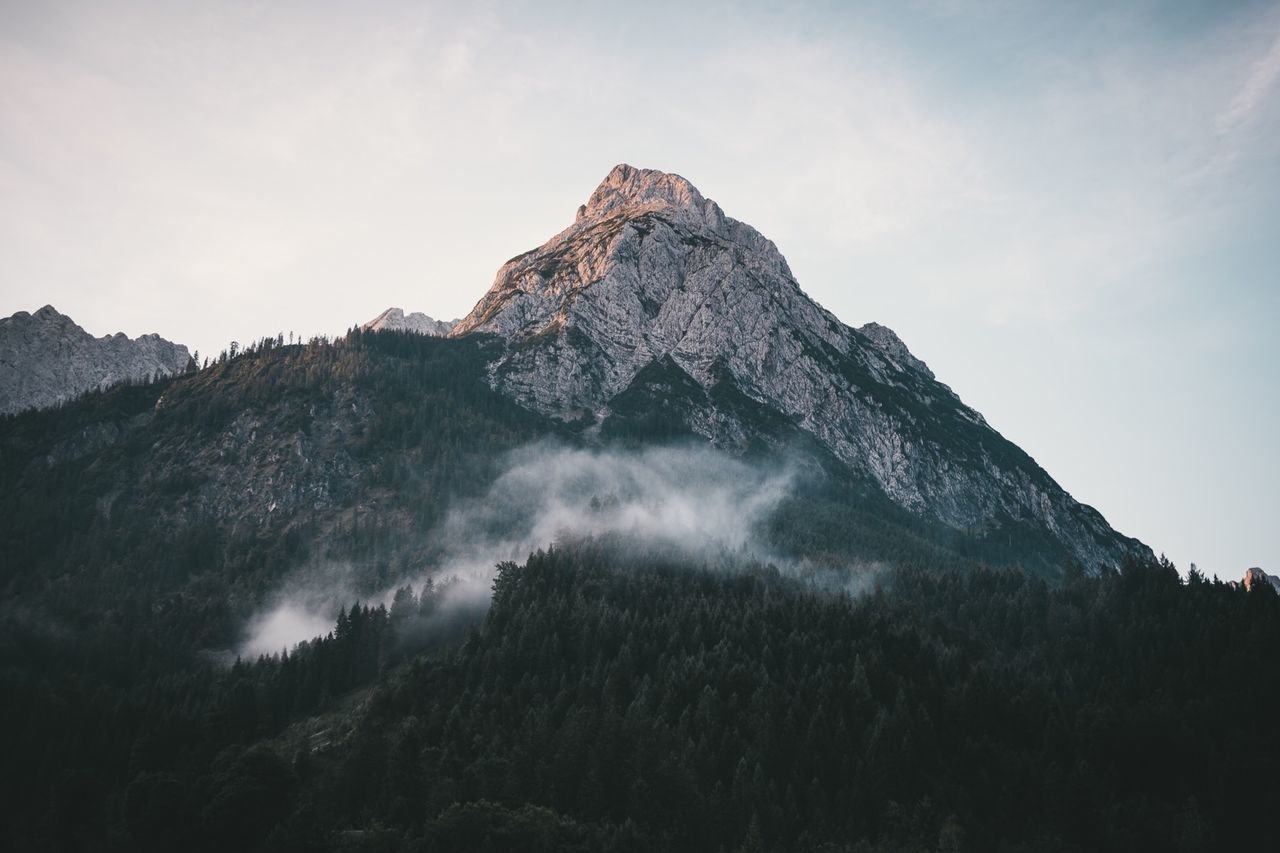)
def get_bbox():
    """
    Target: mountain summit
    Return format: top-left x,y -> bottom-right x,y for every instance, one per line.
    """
0,306 -> 191,415
362,307 -> 457,337
576,163 -> 721,226
452,164 -> 793,340
451,164 -> 1148,570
